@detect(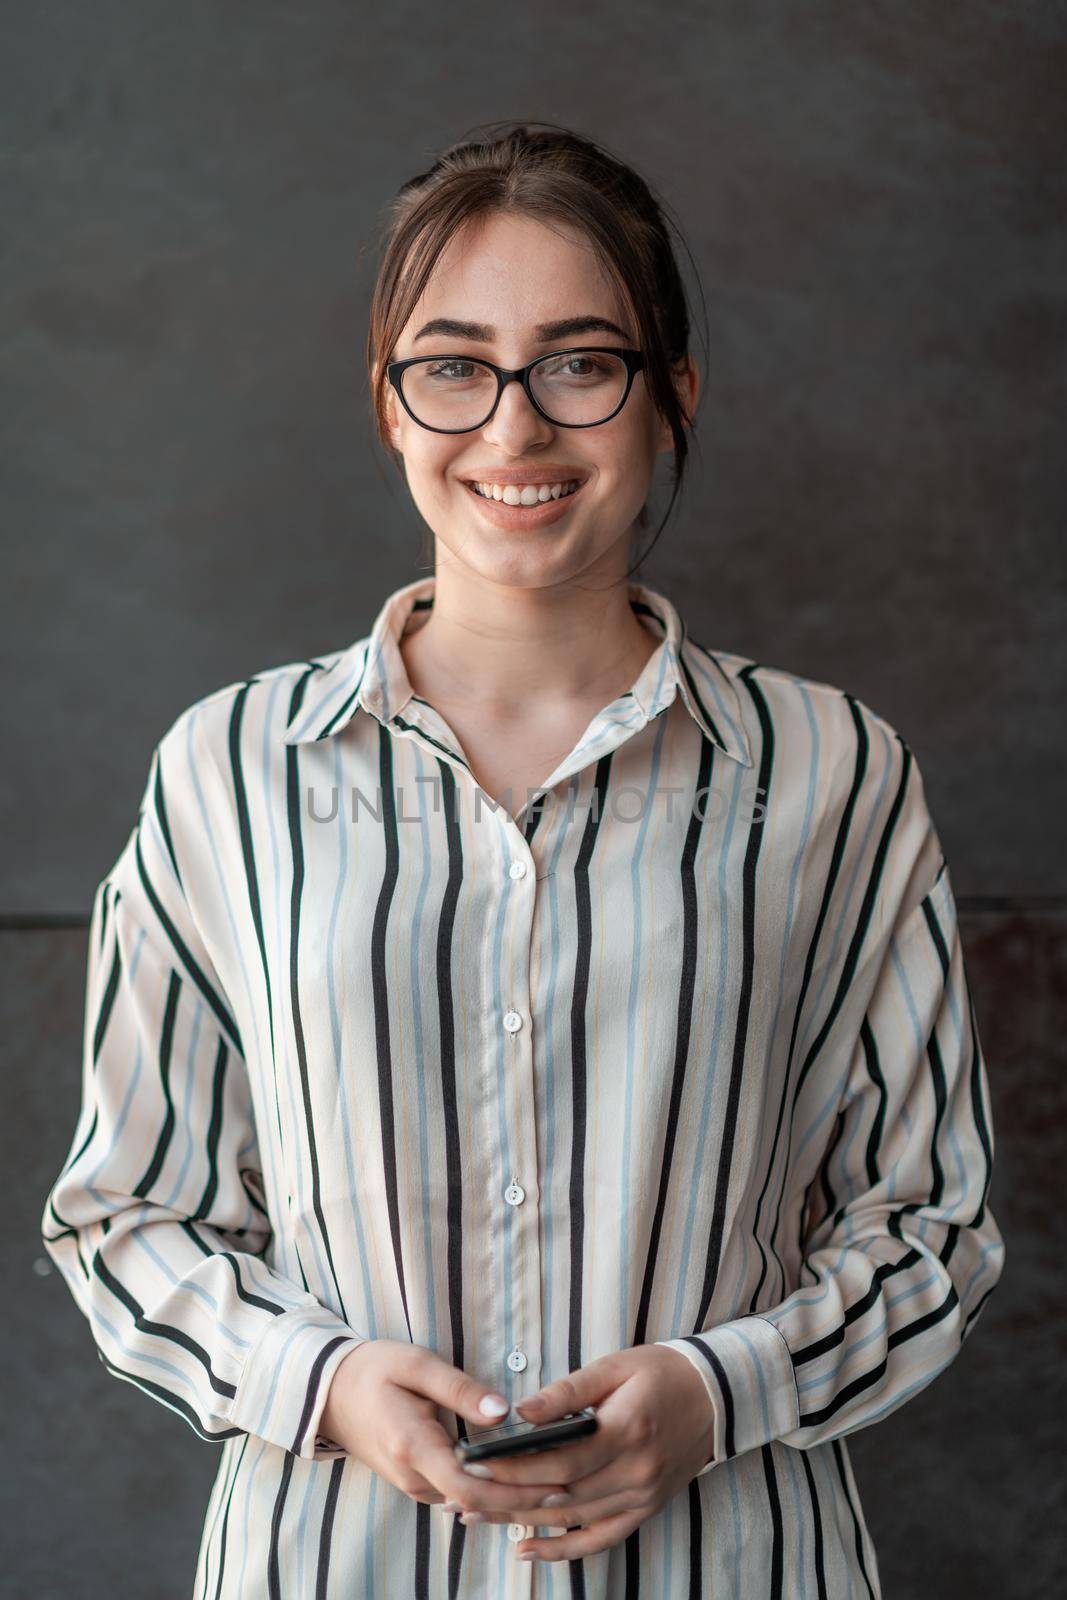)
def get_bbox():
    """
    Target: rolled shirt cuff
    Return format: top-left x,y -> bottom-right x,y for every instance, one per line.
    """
227,1301 -> 367,1461
655,1314 -> 800,1473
